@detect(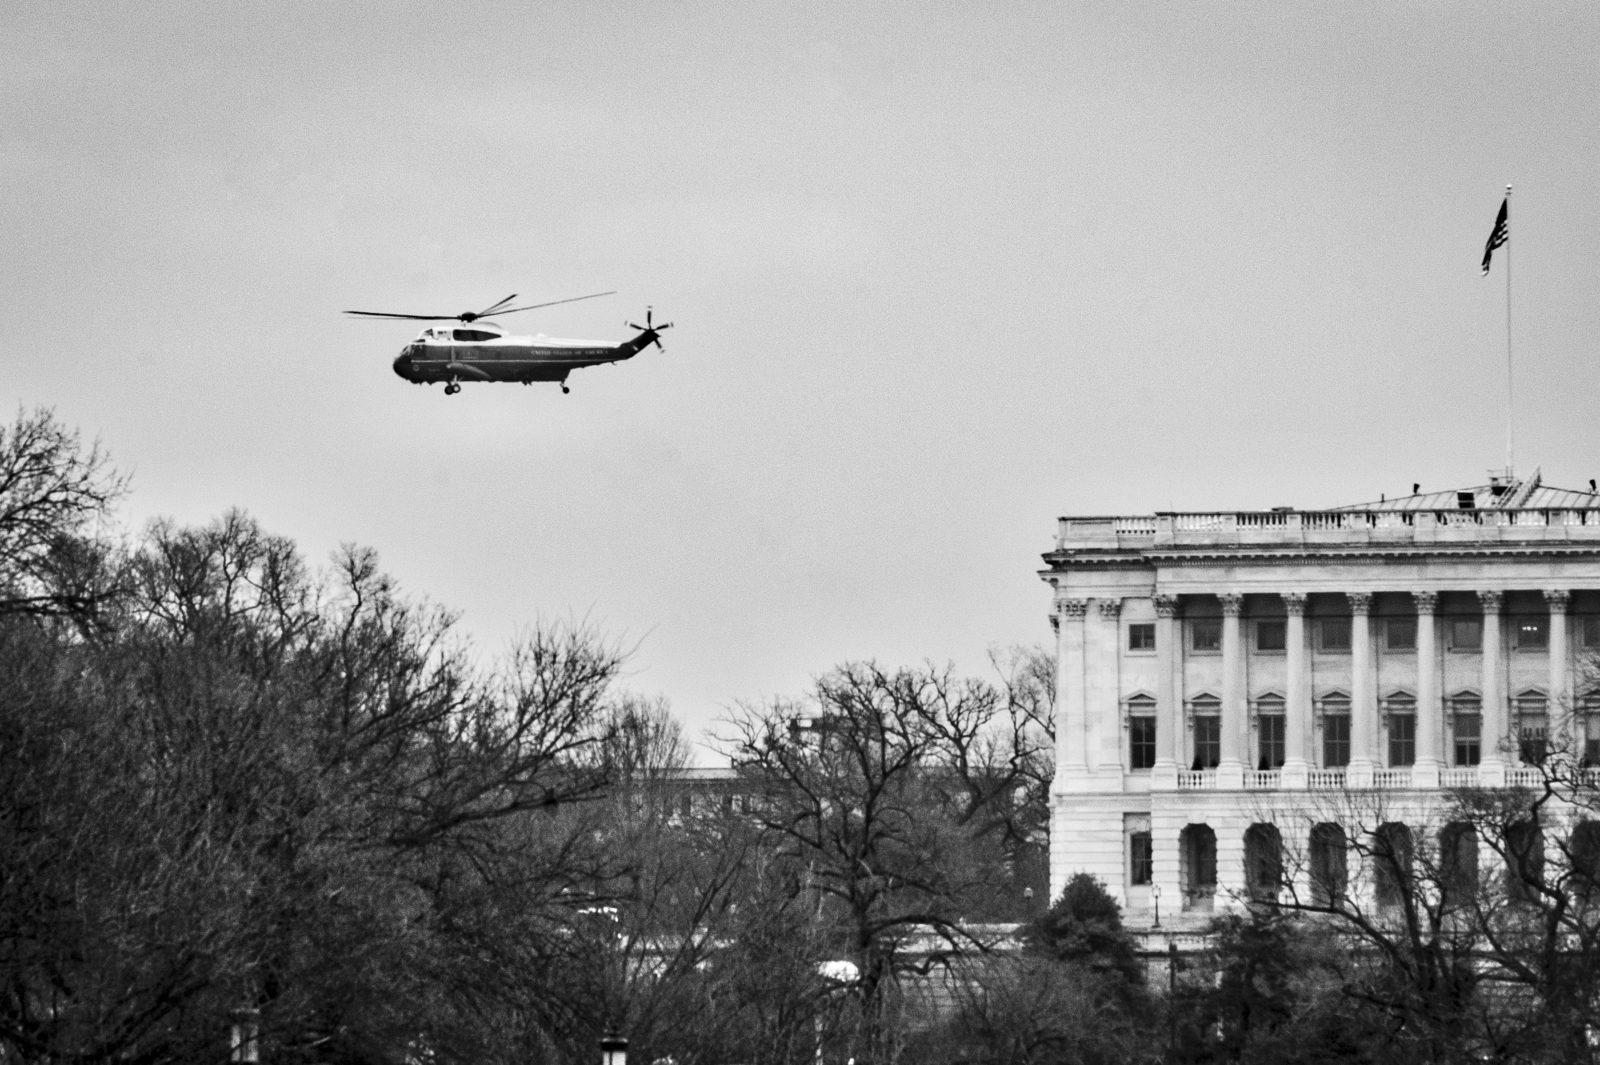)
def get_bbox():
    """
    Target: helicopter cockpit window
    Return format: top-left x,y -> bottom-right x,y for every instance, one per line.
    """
453,329 -> 498,342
